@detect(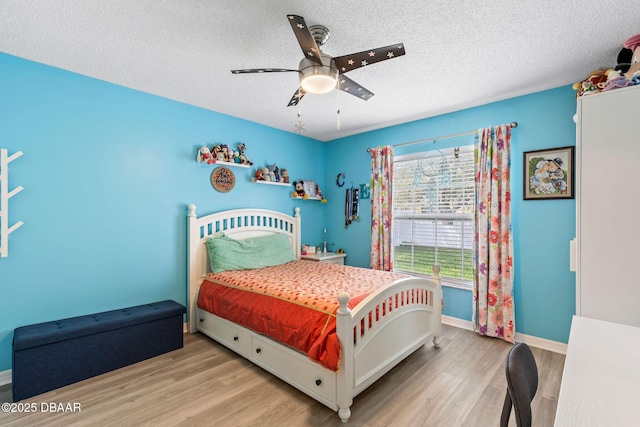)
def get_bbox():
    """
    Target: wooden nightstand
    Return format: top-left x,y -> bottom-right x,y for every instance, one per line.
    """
301,252 -> 346,265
